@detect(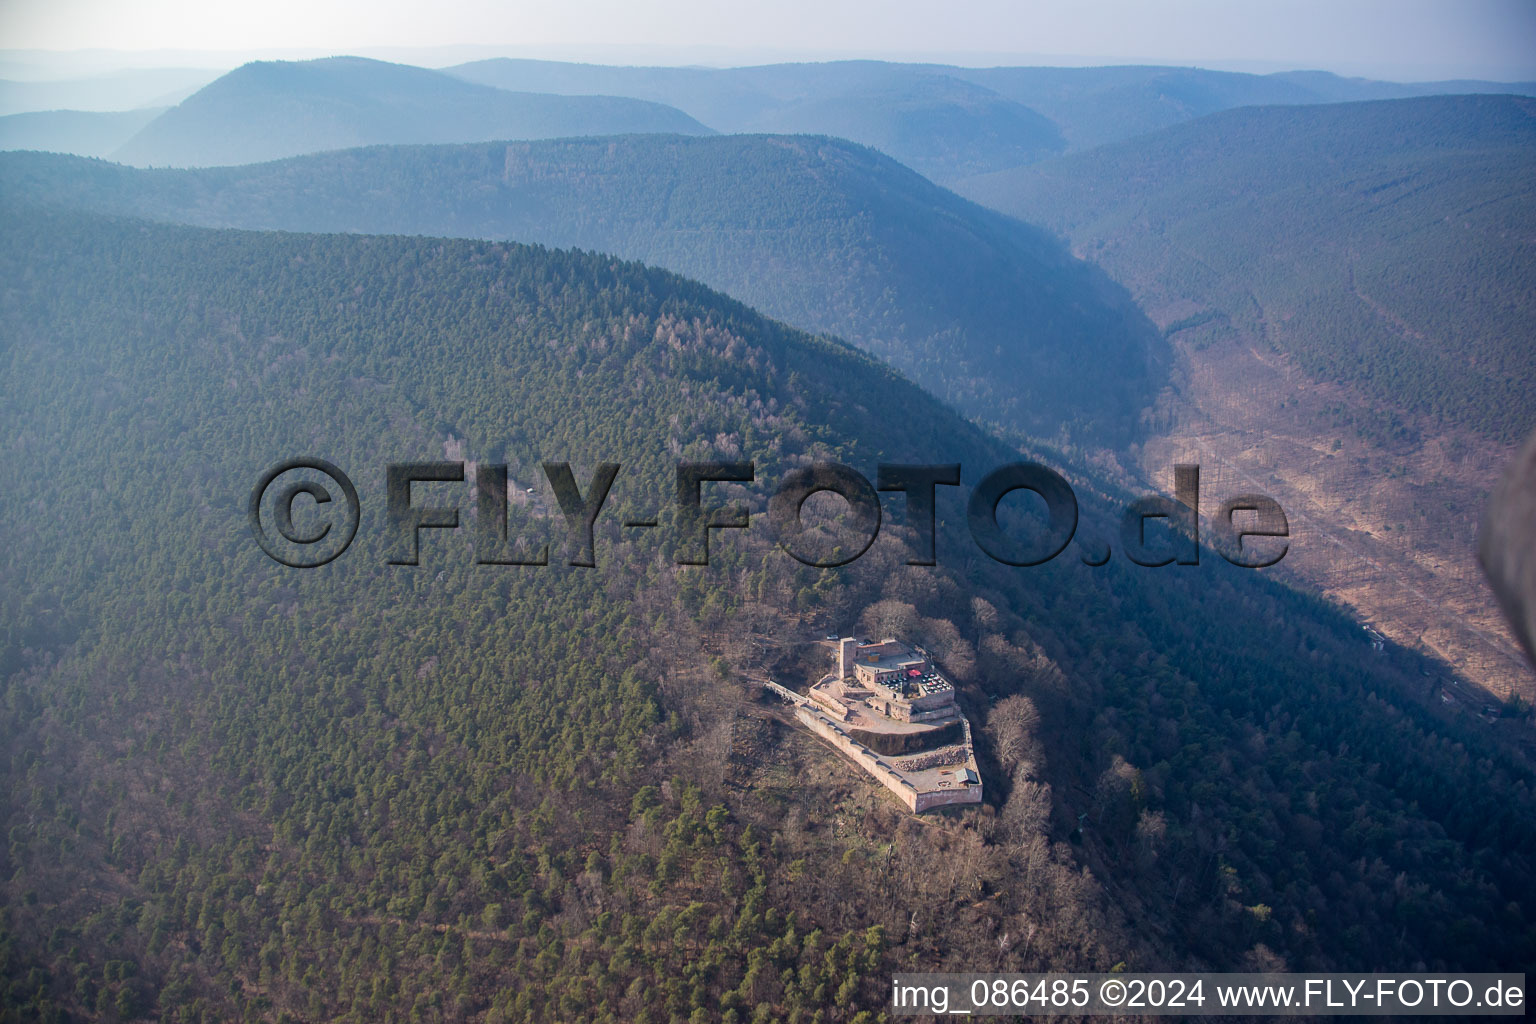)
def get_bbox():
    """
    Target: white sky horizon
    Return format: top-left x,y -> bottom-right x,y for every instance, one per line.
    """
2,1 -> 1534,84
